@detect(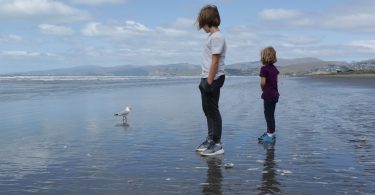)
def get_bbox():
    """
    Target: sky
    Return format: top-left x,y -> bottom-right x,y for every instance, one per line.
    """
1,0 -> 375,73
